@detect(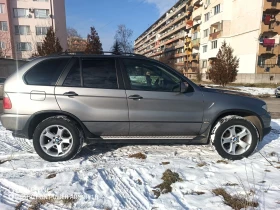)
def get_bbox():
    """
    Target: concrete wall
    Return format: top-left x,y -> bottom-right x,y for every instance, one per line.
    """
0,58 -> 27,78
